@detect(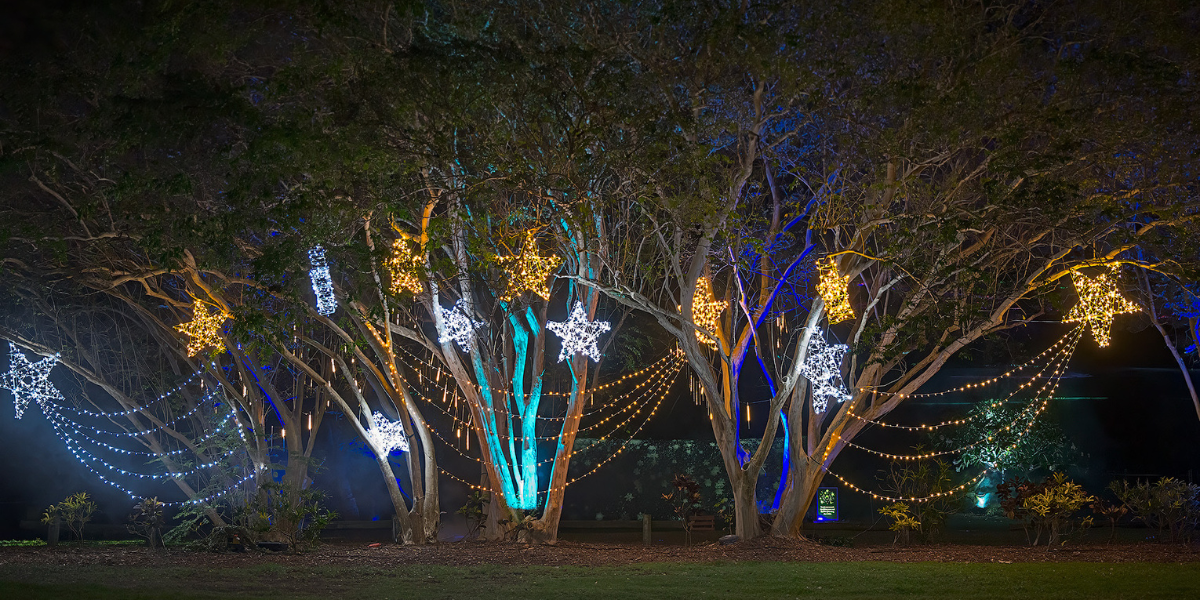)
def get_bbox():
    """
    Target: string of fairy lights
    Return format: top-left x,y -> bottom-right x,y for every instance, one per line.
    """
4,235 -> 1147,511
815,262 -> 1140,503
419,353 -> 682,473
0,343 -> 260,506
841,329 -> 1080,462
410,350 -> 685,442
